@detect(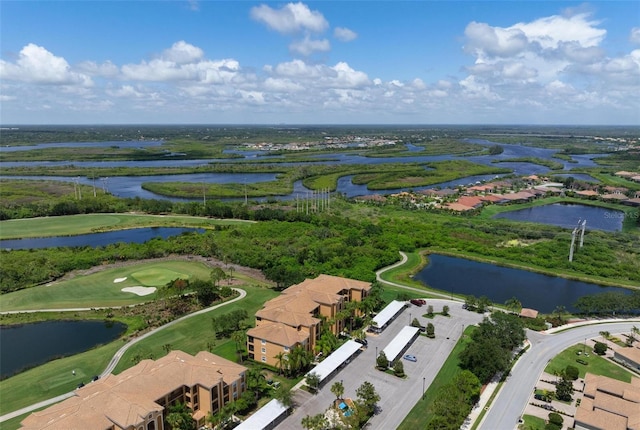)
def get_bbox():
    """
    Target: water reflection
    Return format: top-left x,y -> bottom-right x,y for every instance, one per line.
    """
0,320 -> 126,378
493,203 -> 624,231
414,254 -> 631,313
